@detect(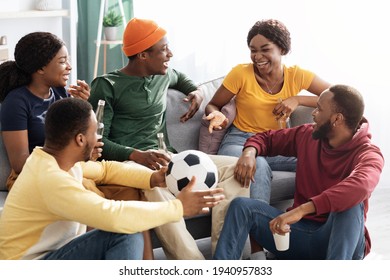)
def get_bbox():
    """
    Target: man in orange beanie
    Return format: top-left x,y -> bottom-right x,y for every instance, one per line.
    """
89,18 -> 248,259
